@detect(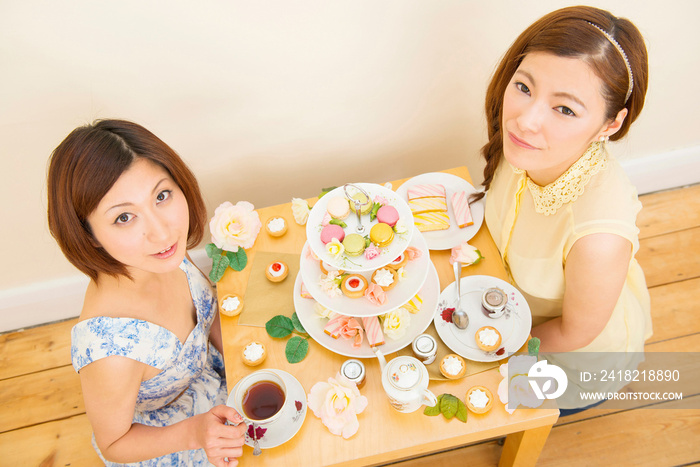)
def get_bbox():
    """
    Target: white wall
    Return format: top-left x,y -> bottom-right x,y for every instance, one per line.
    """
2,0 -> 699,330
